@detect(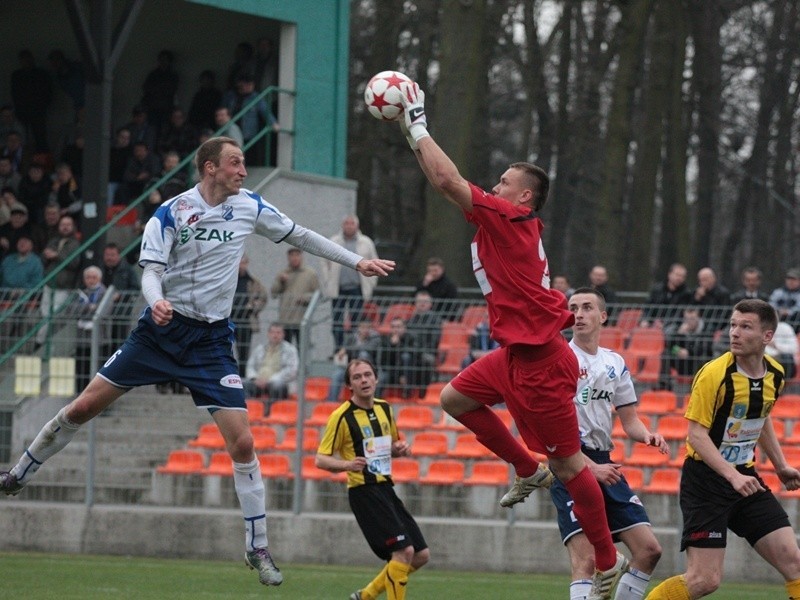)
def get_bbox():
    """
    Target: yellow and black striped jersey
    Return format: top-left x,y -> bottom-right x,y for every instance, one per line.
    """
684,351 -> 785,466
317,398 -> 399,488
